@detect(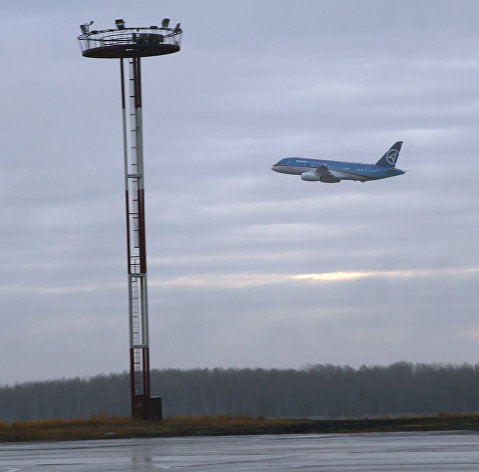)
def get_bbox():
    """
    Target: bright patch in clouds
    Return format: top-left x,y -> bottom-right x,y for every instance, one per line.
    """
295,272 -> 369,282
152,266 -> 479,290
8,267 -> 478,295
295,267 -> 479,283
